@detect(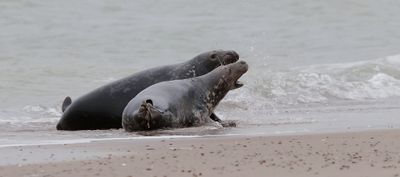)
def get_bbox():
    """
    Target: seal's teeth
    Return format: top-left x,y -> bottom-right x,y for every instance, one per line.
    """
236,81 -> 243,86
233,81 -> 244,89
